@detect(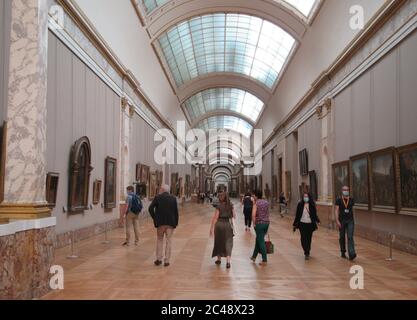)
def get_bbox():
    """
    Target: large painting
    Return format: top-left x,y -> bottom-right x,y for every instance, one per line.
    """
370,148 -> 396,210
104,157 -> 117,209
299,149 -> 309,176
332,161 -> 350,200
68,137 -> 93,212
149,171 -> 157,199
309,171 -> 318,201
46,172 -> 59,208
396,143 -> 417,214
350,153 -> 370,208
